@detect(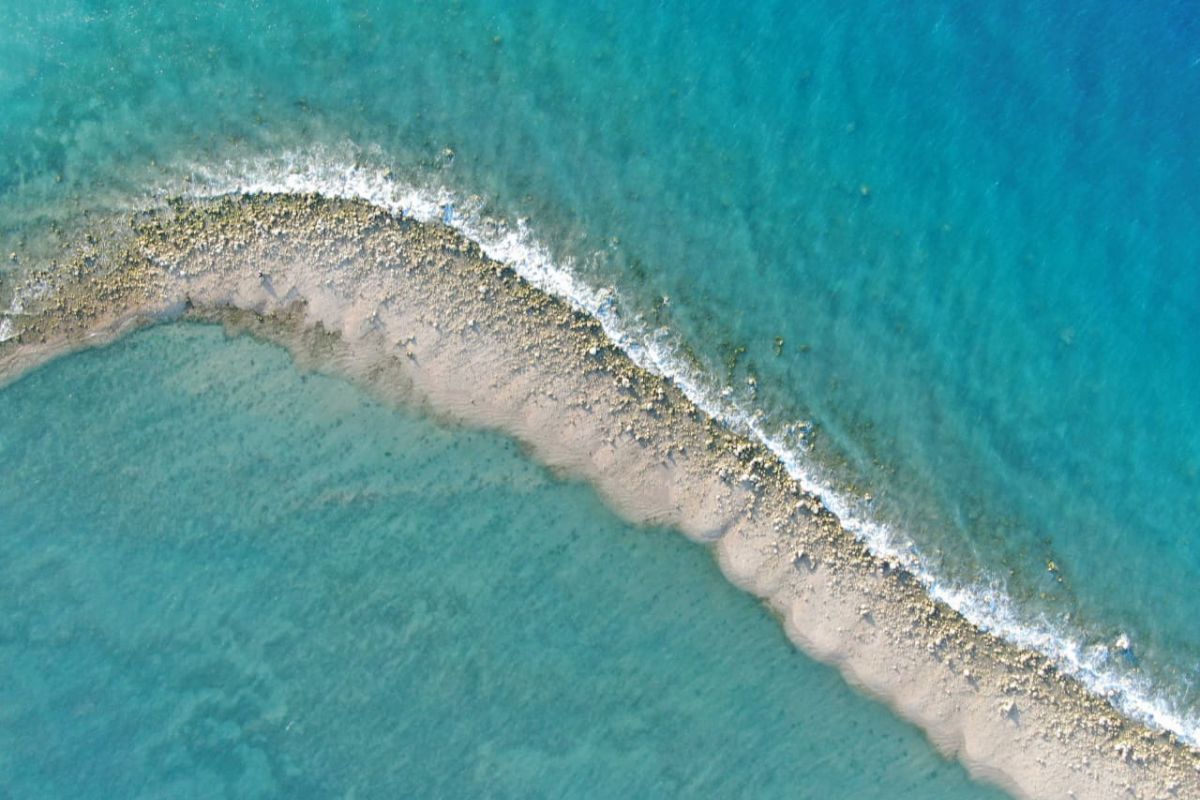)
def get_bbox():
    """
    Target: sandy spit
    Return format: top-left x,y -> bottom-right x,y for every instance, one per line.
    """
0,194 -> 1196,800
